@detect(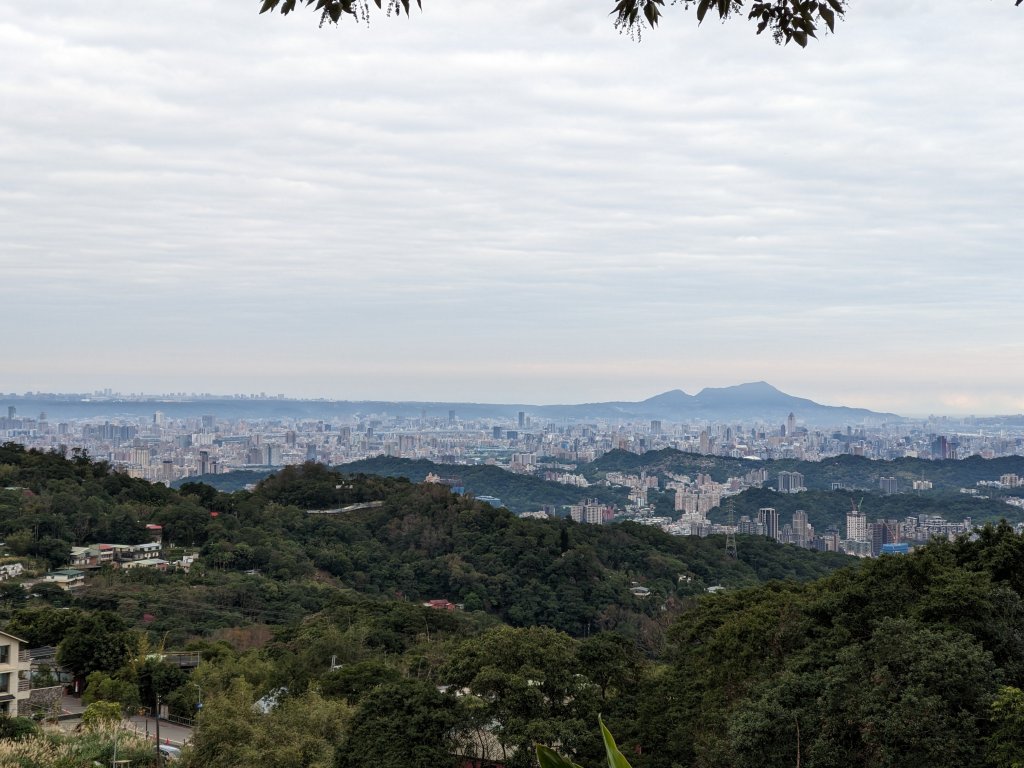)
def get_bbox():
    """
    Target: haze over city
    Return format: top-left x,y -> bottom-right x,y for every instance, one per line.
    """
2,1 -> 1022,414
